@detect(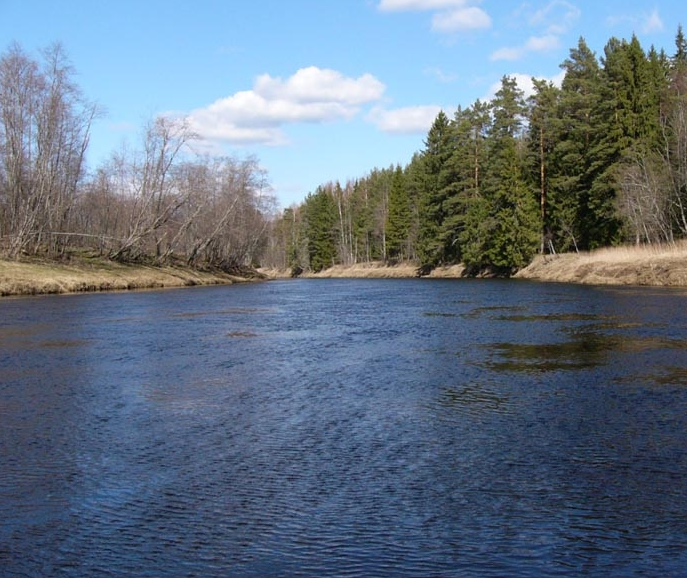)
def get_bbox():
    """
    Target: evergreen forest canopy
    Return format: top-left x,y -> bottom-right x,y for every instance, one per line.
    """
267,27 -> 687,276
2,29 -> 687,277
